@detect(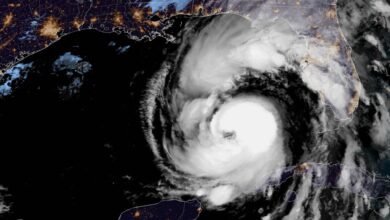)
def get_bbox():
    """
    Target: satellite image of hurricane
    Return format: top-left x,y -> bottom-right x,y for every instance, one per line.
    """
0,0 -> 389,219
